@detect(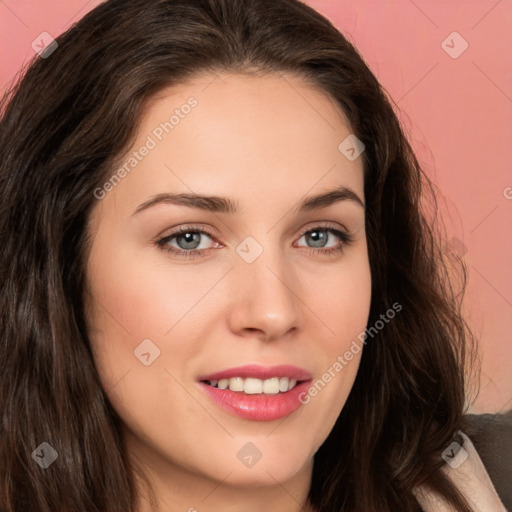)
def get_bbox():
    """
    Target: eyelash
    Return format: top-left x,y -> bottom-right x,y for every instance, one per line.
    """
155,223 -> 354,260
